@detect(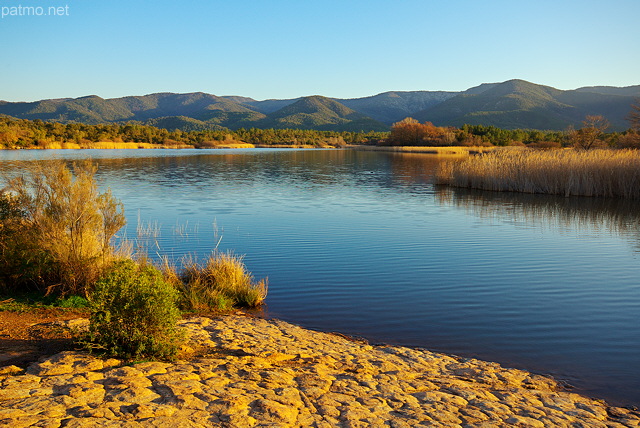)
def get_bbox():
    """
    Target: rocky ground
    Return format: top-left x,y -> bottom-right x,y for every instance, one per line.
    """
0,314 -> 639,427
